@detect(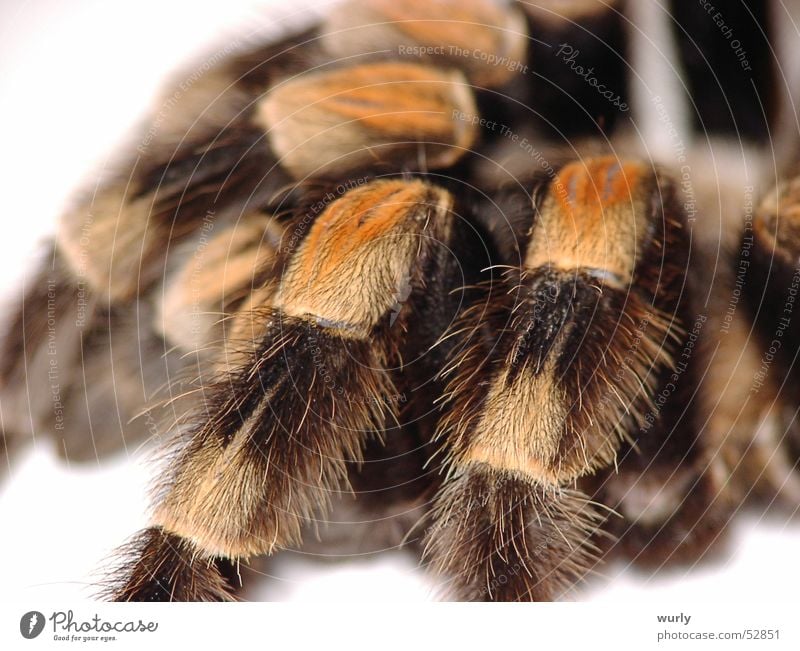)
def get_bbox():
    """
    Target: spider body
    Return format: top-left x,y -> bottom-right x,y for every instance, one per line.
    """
1,0 -> 799,601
